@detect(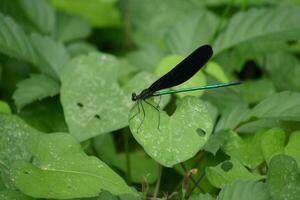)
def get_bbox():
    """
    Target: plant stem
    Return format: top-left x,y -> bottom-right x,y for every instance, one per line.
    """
241,0 -> 248,11
180,163 -> 203,192
185,172 -> 206,200
154,165 -> 163,198
123,131 -> 131,184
